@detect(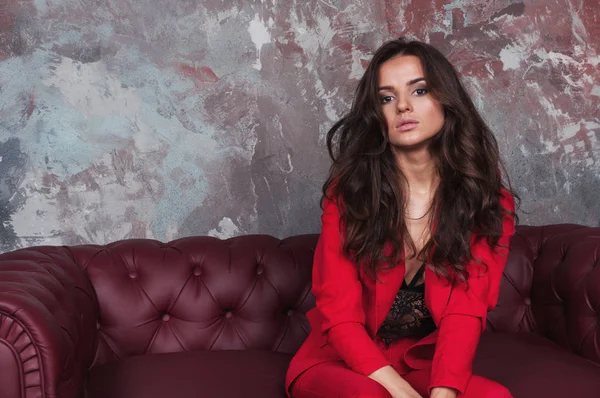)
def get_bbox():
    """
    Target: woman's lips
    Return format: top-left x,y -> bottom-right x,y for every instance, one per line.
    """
397,121 -> 419,131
